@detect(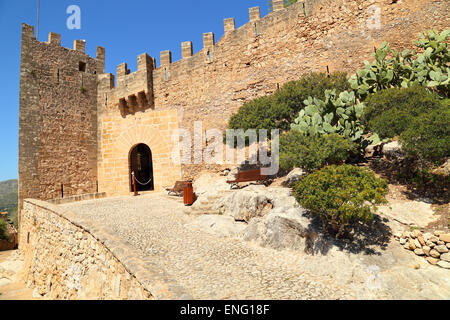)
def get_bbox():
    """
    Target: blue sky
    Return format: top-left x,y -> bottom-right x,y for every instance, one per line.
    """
0,0 -> 270,181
